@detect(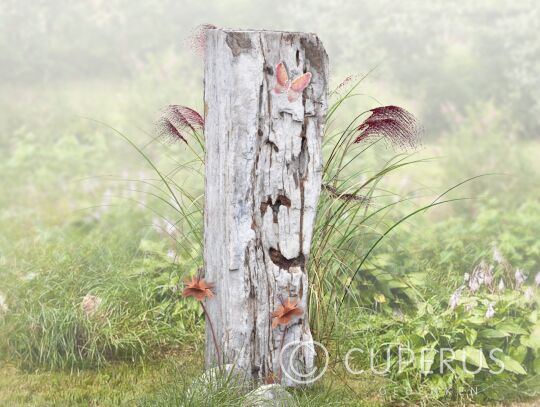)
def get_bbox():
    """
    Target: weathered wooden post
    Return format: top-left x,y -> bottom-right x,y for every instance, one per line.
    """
203,28 -> 328,386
